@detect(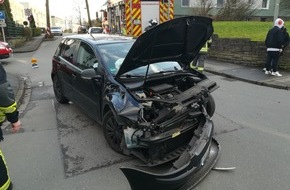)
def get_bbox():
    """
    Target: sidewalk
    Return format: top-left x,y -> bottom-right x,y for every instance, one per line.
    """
205,59 -> 290,90
13,35 -> 44,53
